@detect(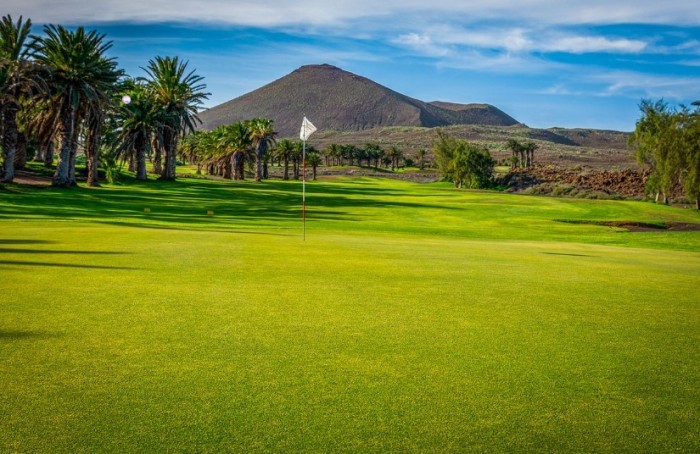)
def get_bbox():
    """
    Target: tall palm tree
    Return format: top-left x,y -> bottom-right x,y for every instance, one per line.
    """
223,121 -> 250,181
386,145 -> 403,171
143,56 -> 209,180
523,141 -> 538,168
307,152 -> 321,180
275,138 -> 294,180
118,79 -> 159,181
19,97 -> 56,167
246,117 -> 276,182
506,139 -> 523,169
34,25 -> 121,187
0,15 -> 44,183
415,148 -> 427,170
